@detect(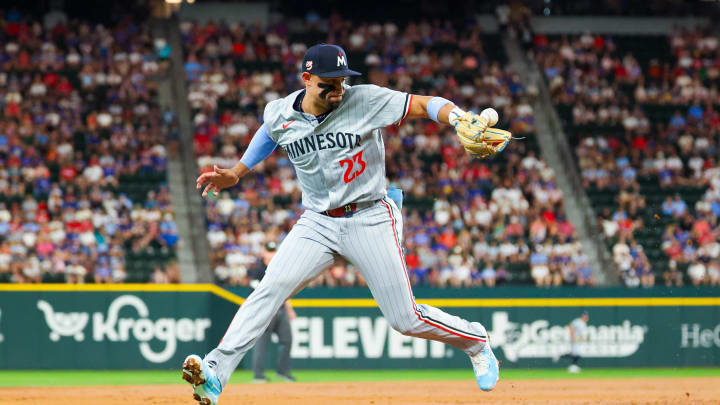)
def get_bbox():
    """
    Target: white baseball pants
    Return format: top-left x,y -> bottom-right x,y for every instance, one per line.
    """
205,198 -> 488,386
